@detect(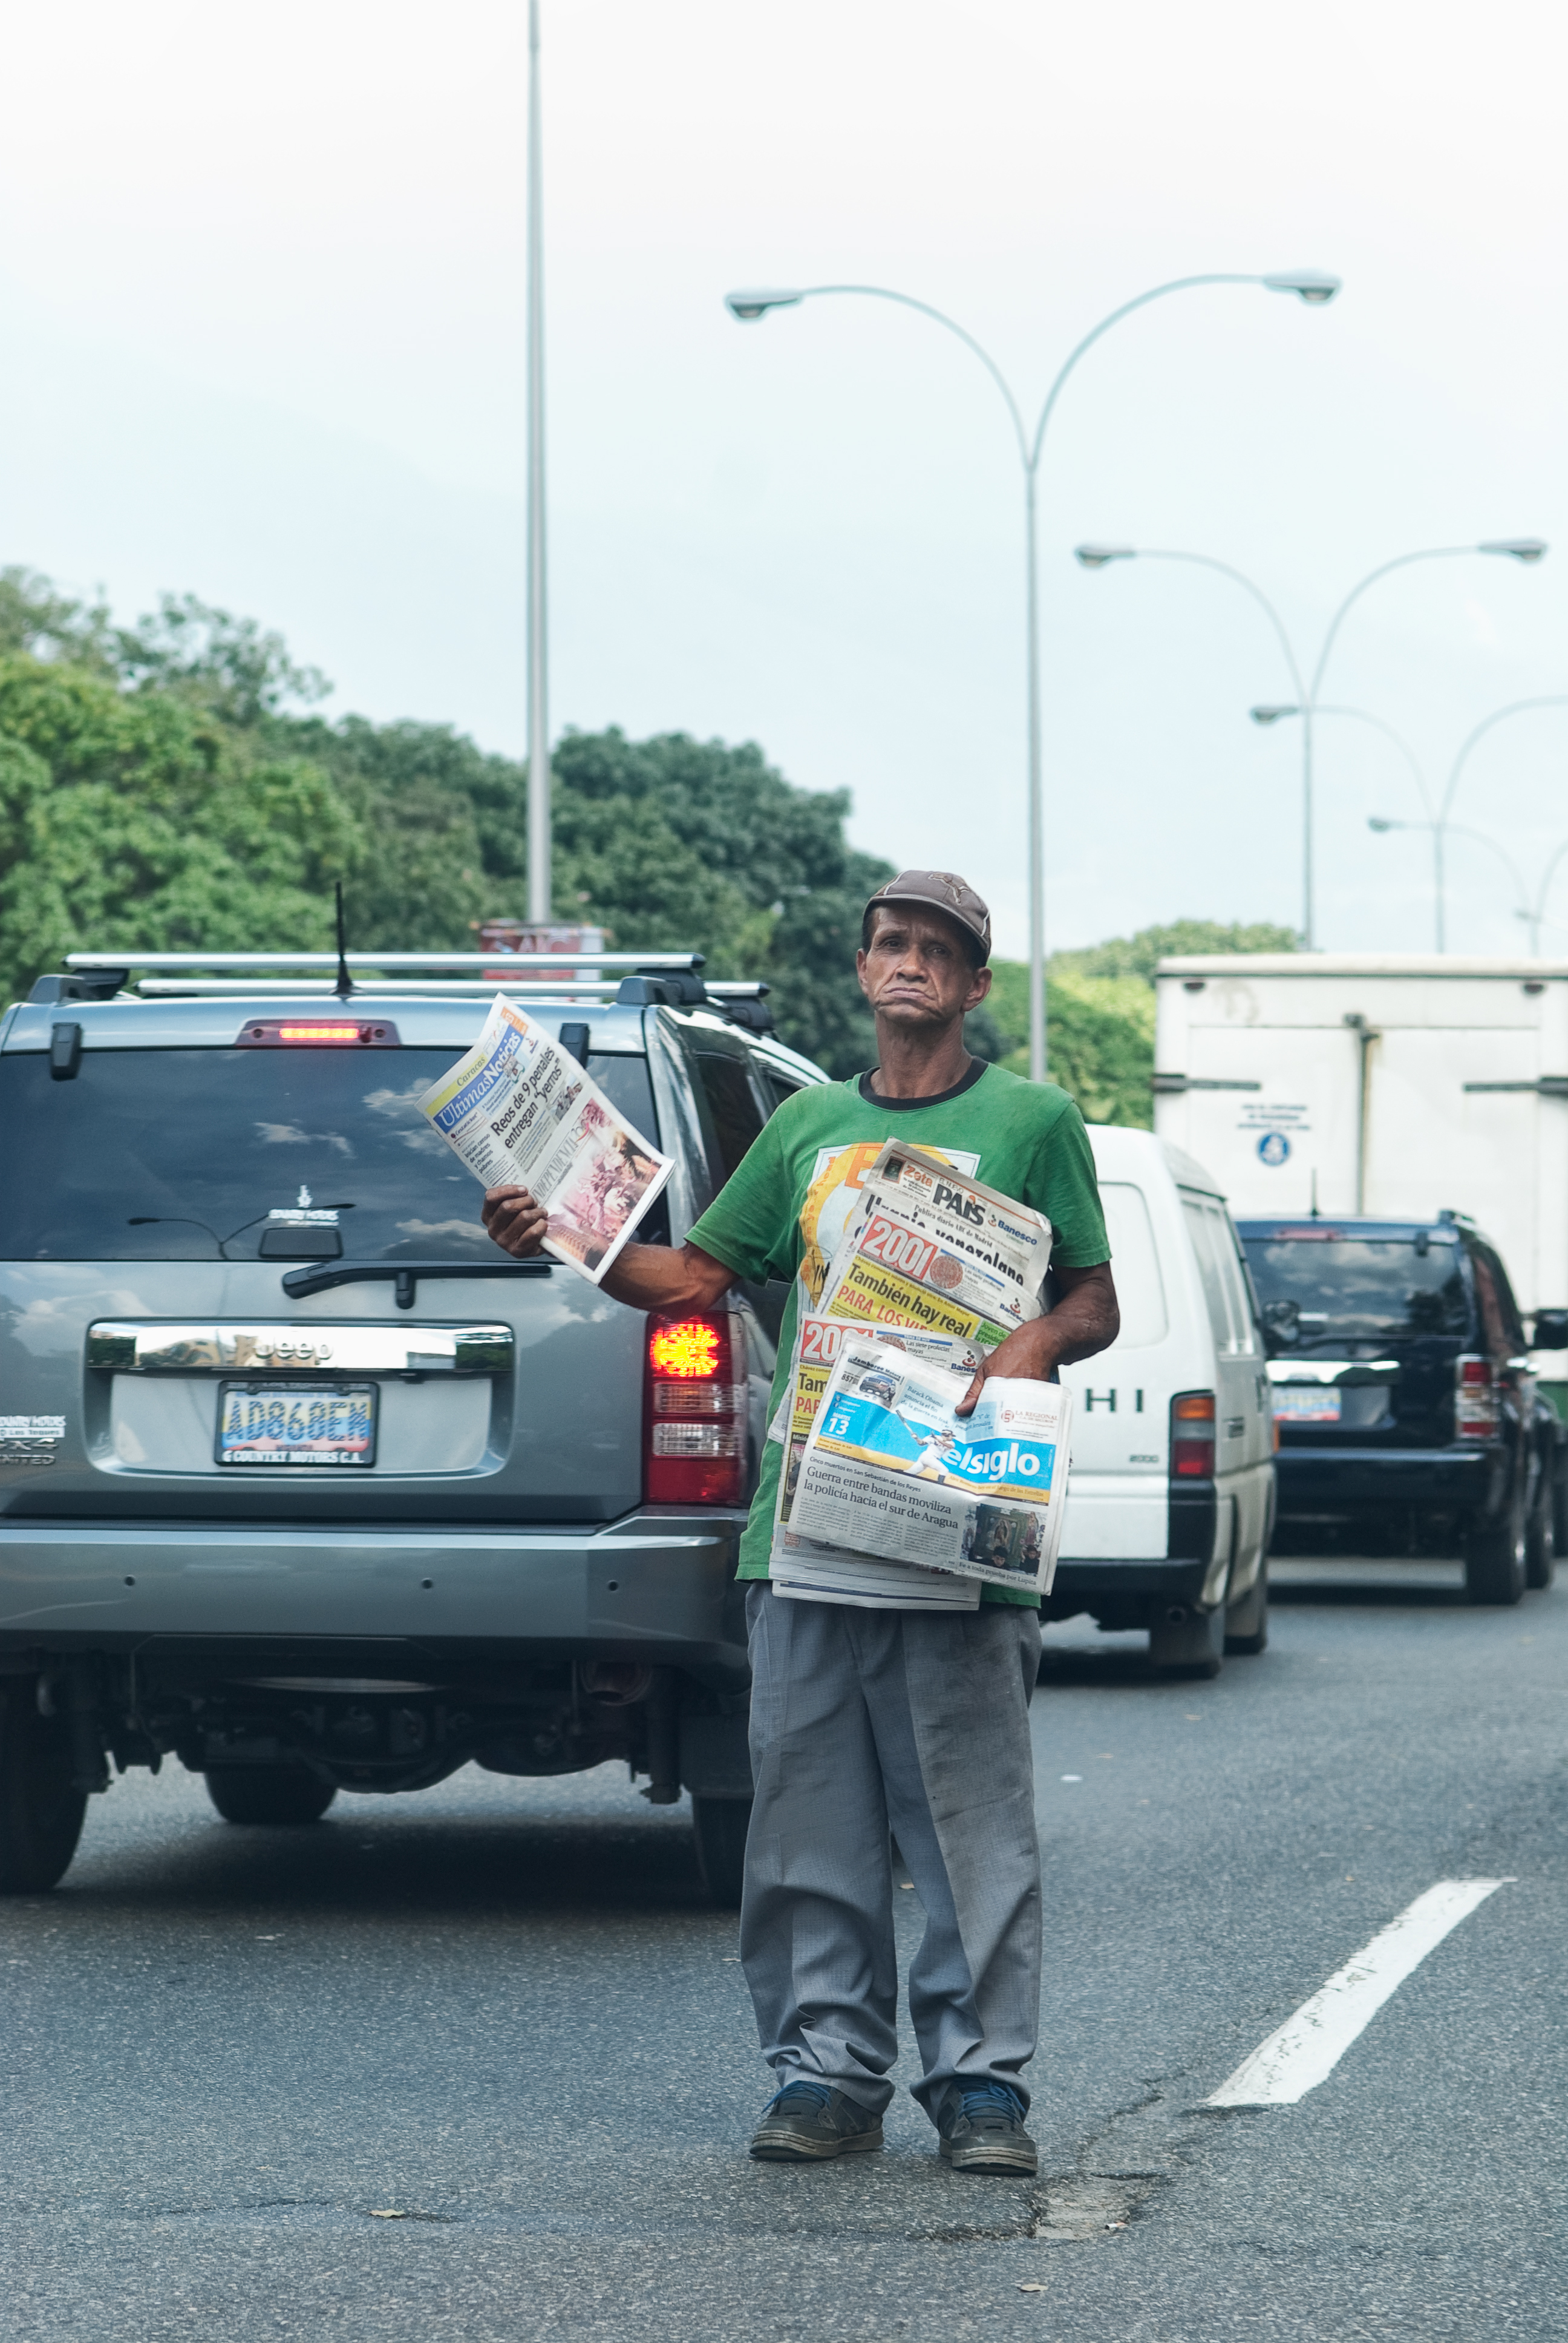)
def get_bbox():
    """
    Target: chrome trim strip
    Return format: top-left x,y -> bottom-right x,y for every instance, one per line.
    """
85,1322 -> 515,1375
